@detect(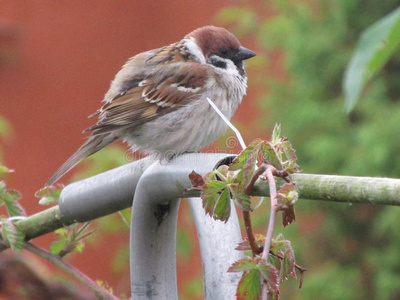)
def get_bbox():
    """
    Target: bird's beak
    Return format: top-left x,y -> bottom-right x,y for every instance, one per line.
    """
236,46 -> 256,61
